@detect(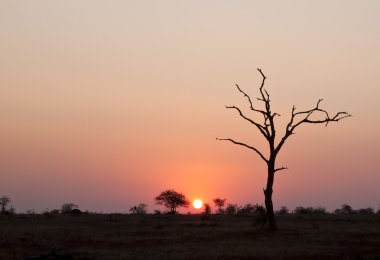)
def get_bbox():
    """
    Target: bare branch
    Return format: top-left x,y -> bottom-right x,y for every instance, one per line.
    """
226,105 -> 269,139
216,138 -> 268,163
276,99 -> 351,154
235,84 -> 266,115
257,68 -> 269,103
274,166 -> 288,173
